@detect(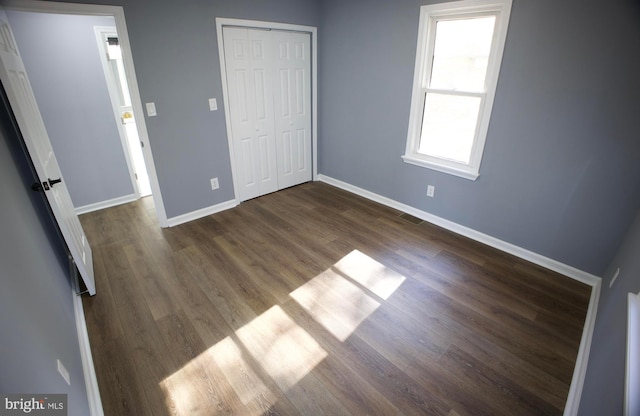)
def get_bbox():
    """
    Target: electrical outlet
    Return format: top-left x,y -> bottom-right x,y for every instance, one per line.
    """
427,185 -> 435,197
210,177 -> 219,190
609,267 -> 621,288
57,359 -> 70,386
